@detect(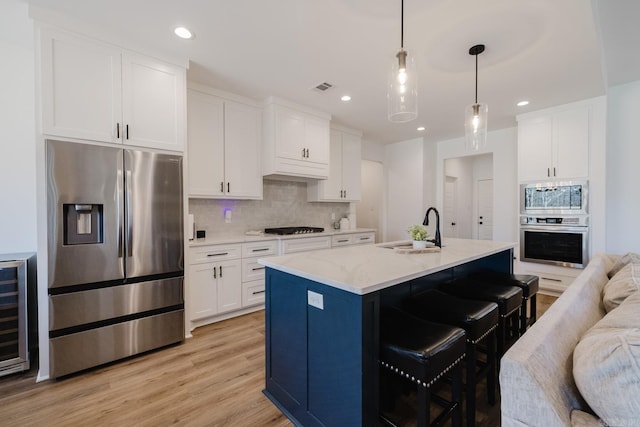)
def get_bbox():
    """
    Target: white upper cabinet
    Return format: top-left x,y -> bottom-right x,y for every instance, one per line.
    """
40,27 -> 186,151
518,106 -> 589,181
263,97 -> 331,179
308,126 -> 362,202
187,88 -> 262,199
